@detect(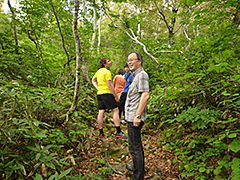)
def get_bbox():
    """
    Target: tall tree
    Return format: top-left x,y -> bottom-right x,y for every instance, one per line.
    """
67,0 -> 82,118
81,0 -> 90,84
